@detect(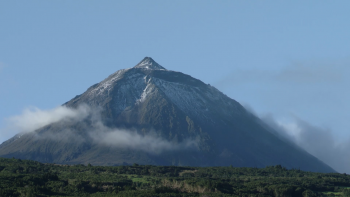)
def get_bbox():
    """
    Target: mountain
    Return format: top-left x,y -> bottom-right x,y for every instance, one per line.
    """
0,57 -> 335,172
